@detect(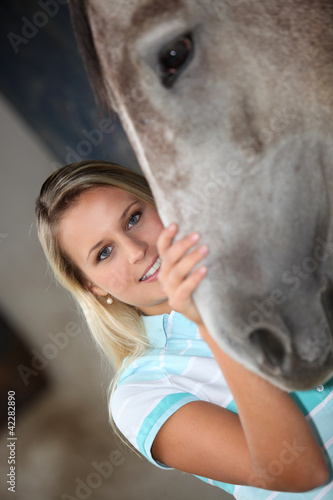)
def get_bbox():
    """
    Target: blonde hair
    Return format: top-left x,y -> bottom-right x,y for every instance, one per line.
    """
35,160 -> 154,445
